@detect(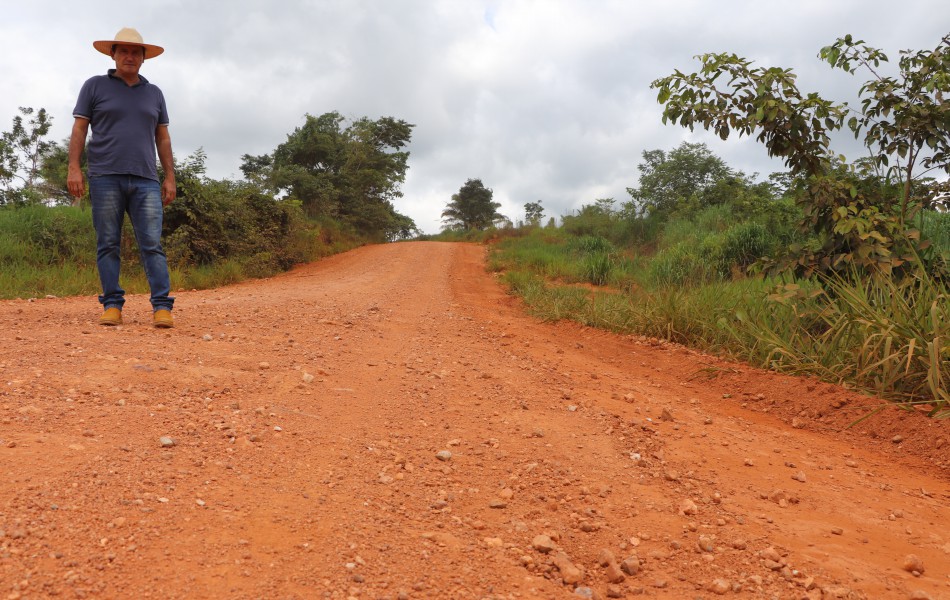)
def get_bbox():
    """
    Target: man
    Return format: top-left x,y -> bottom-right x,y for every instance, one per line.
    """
67,27 -> 176,328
